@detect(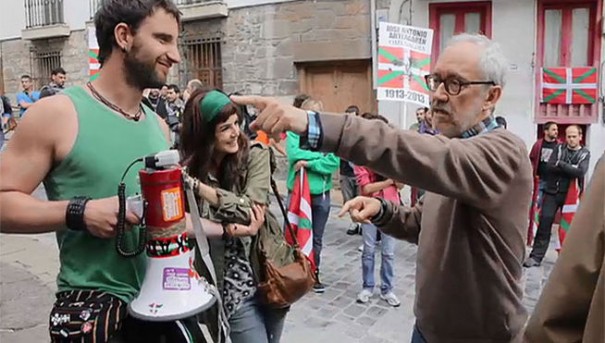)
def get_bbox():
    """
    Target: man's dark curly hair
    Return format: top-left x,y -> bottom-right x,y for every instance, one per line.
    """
94,0 -> 181,65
